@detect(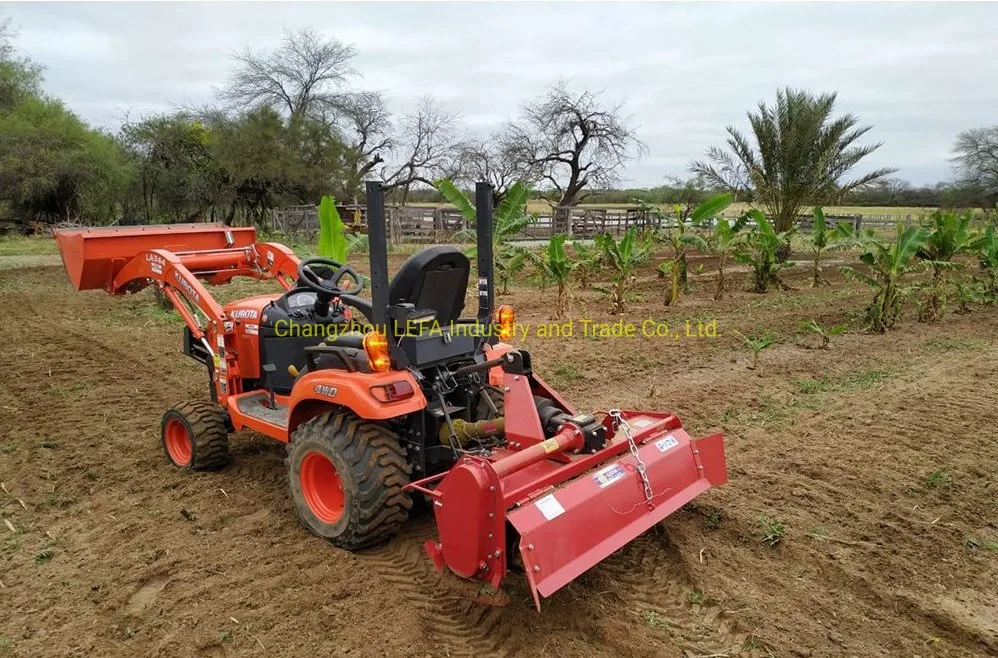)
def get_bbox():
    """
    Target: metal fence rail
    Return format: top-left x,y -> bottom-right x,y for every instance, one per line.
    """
269,204 -> 936,243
